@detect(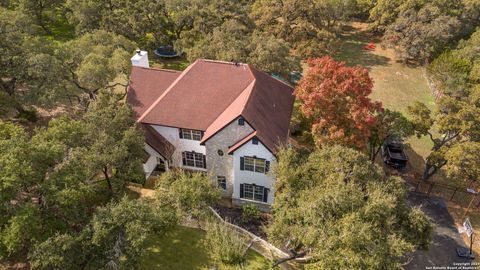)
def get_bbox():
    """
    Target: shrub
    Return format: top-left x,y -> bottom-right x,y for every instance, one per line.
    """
204,221 -> 246,266
242,204 -> 260,223
17,109 -> 37,122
